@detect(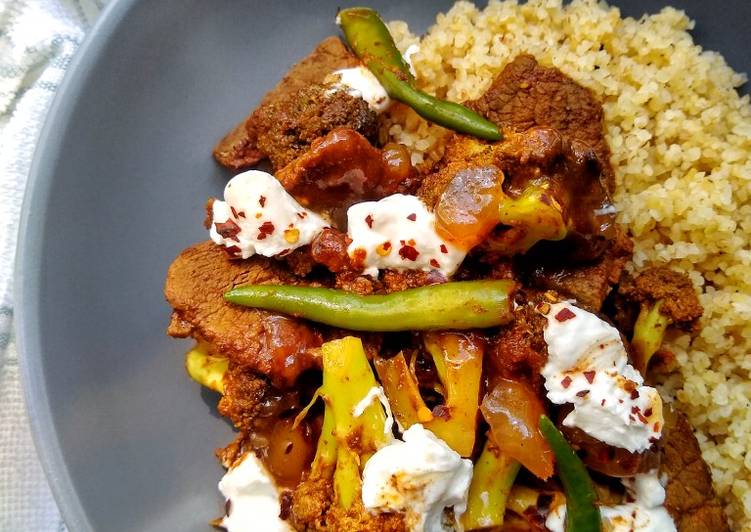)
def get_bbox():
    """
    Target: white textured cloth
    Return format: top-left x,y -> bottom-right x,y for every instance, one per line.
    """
0,0 -> 106,530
